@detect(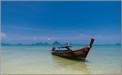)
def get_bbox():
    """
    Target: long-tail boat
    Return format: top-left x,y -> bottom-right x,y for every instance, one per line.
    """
51,38 -> 95,60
